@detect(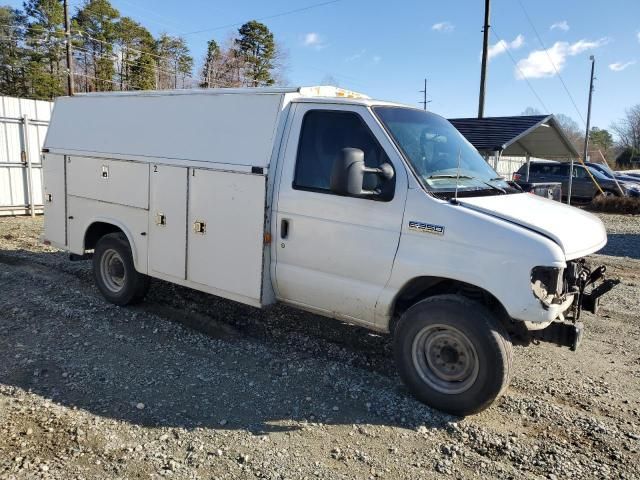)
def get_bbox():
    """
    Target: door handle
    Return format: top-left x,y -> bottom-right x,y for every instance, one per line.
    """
281,219 -> 289,239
